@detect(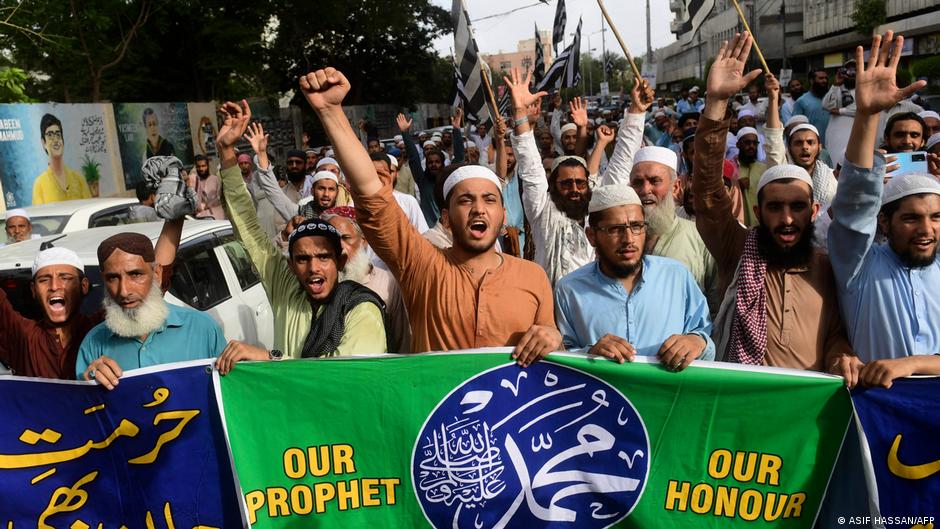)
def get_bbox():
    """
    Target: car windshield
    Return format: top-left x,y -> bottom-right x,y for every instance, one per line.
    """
28,215 -> 70,236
